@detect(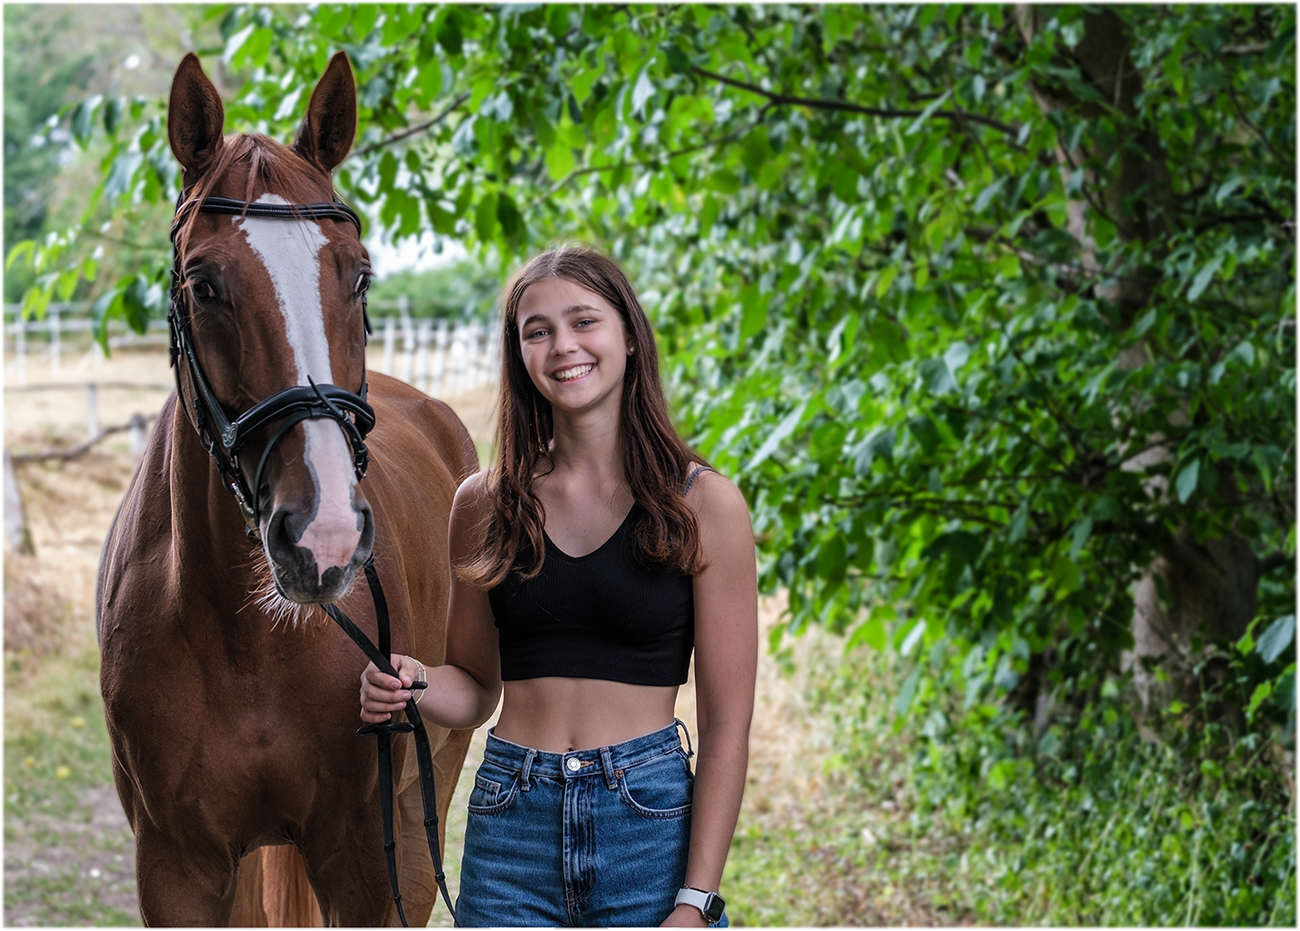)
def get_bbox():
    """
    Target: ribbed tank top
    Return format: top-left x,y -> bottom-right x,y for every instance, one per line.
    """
487,470 -> 711,686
